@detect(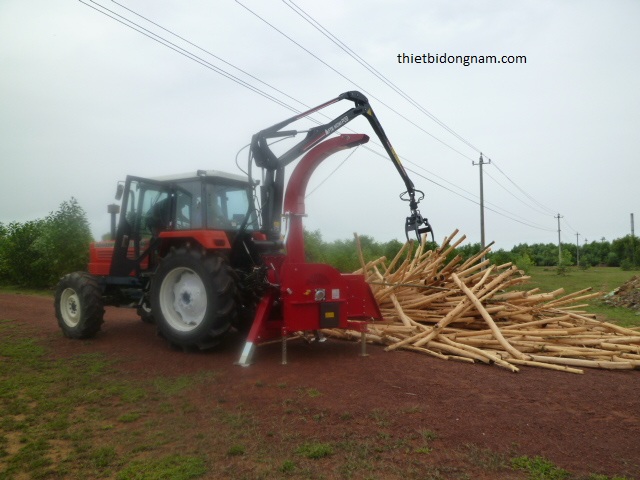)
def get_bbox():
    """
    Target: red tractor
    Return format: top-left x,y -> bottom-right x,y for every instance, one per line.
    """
54,91 -> 432,365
